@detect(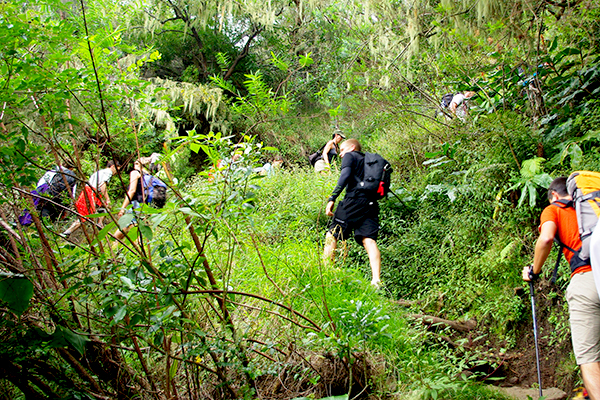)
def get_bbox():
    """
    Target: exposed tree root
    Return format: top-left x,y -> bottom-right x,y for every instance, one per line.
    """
409,313 -> 477,332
